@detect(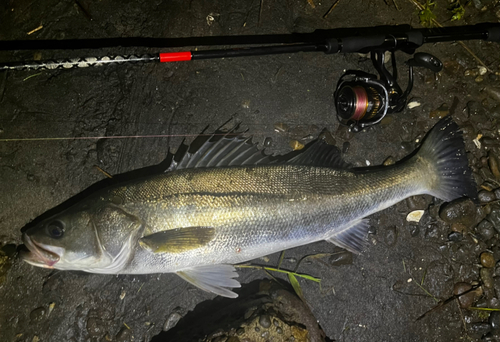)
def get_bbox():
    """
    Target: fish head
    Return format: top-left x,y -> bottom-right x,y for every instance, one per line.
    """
21,198 -> 143,273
